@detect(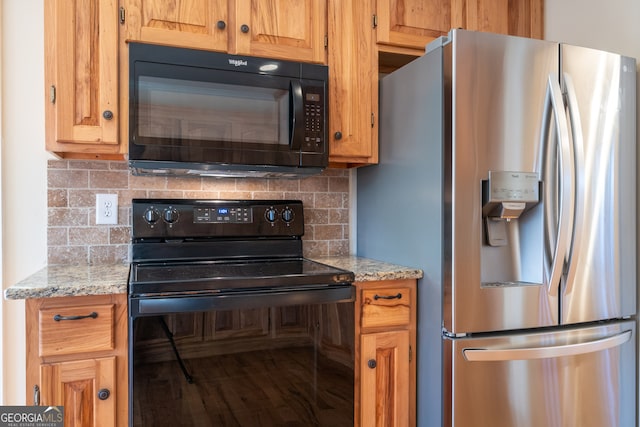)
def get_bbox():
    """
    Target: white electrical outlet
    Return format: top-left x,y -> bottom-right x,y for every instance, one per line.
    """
96,194 -> 118,225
